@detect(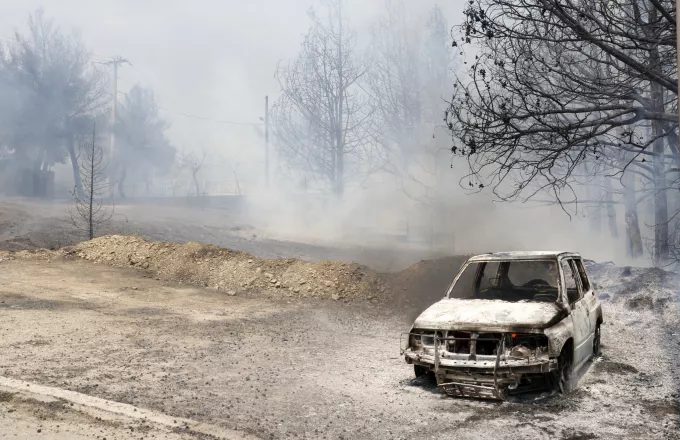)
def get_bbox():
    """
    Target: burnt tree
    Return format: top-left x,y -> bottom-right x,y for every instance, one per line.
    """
274,0 -> 375,195
68,123 -> 113,240
446,0 -> 678,261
